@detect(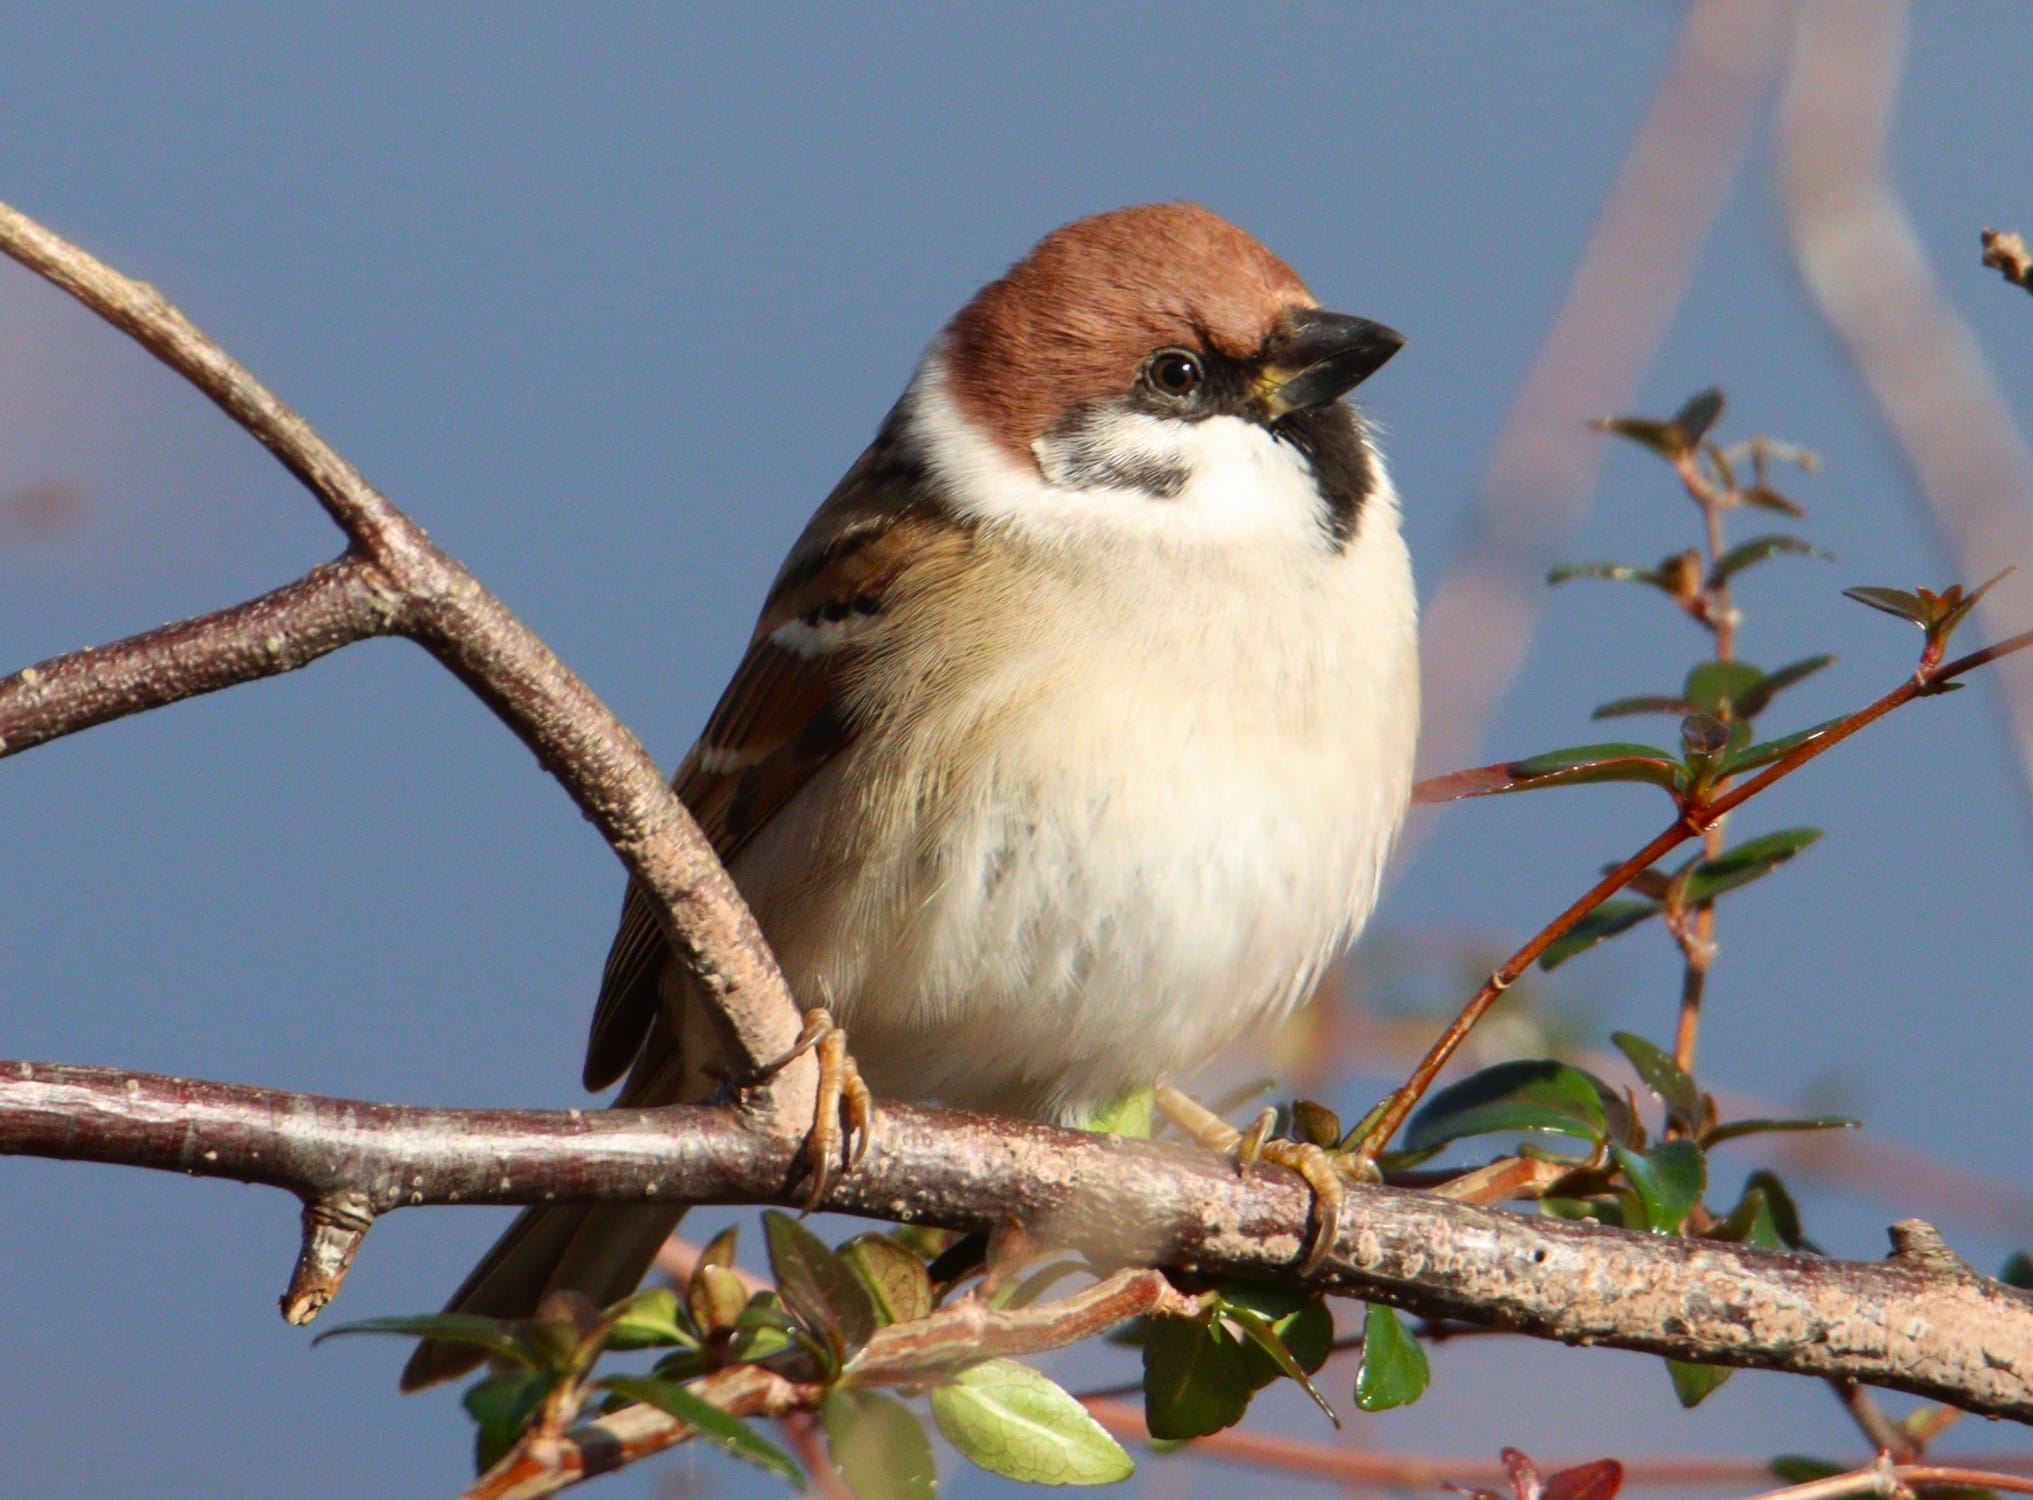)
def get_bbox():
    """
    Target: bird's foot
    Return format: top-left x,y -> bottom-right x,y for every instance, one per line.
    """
761,1007 -> 874,1208
1156,1086 -> 1375,1274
